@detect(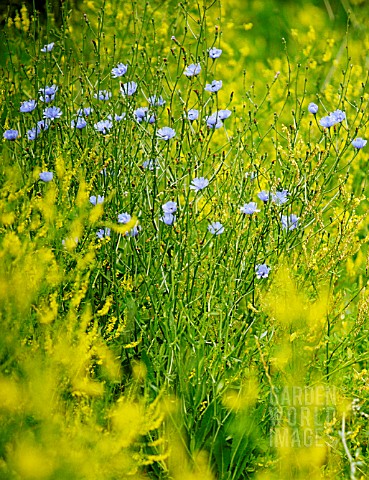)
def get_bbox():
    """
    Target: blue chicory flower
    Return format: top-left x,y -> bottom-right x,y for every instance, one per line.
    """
257,191 -> 270,202
209,47 -> 222,59
3,129 -> 18,141
43,106 -> 62,120
157,127 -> 176,140
37,119 -> 50,131
205,80 -> 223,93
272,190 -> 289,205
255,264 -> 270,279
39,85 -> 58,103
39,171 -> 53,182
111,63 -> 128,78
187,109 -> 199,121
96,228 -> 111,239
115,113 -> 126,121
190,177 -> 209,191
281,214 -> 299,231
27,127 -> 40,141
94,90 -> 112,101
160,213 -> 176,225
118,212 -> 132,224
218,109 -> 232,120
162,201 -> 177,214
71,117 -> 87,129
120,81 -> 138,96
77,107 -> 93,117
319,109 -> 346,128
148,95 -> 166,106
90,195 -> 104,205
184,63 -> 201,77
134,107 -> 154,123
208,221 -> 224,235
41,42 -> 54,52
206,114 -> 223,129
308,102 -> 318,114
351,137 -> 367,149
94,119 -> 113,134
240,202 -> 260,214
20,99 -> 37,113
